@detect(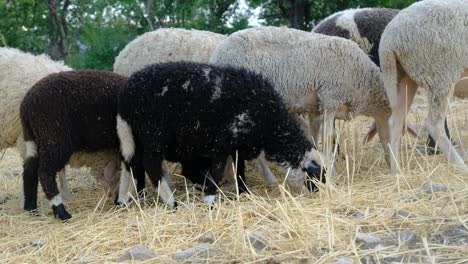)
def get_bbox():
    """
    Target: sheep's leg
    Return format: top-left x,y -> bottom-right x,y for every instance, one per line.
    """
388,76 -> 418,175
37,146 -> 72,220
322,110 -> 337,177
373,113 -> 391,166
58,169 -> 72,201
426,119 -> 451,155
203,155 -> 227,206
235,156 -> 248,194
144,155 -> 176,208
425,94 -> 467,171
22,141 -> 39,212
309,114 -> 322,145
